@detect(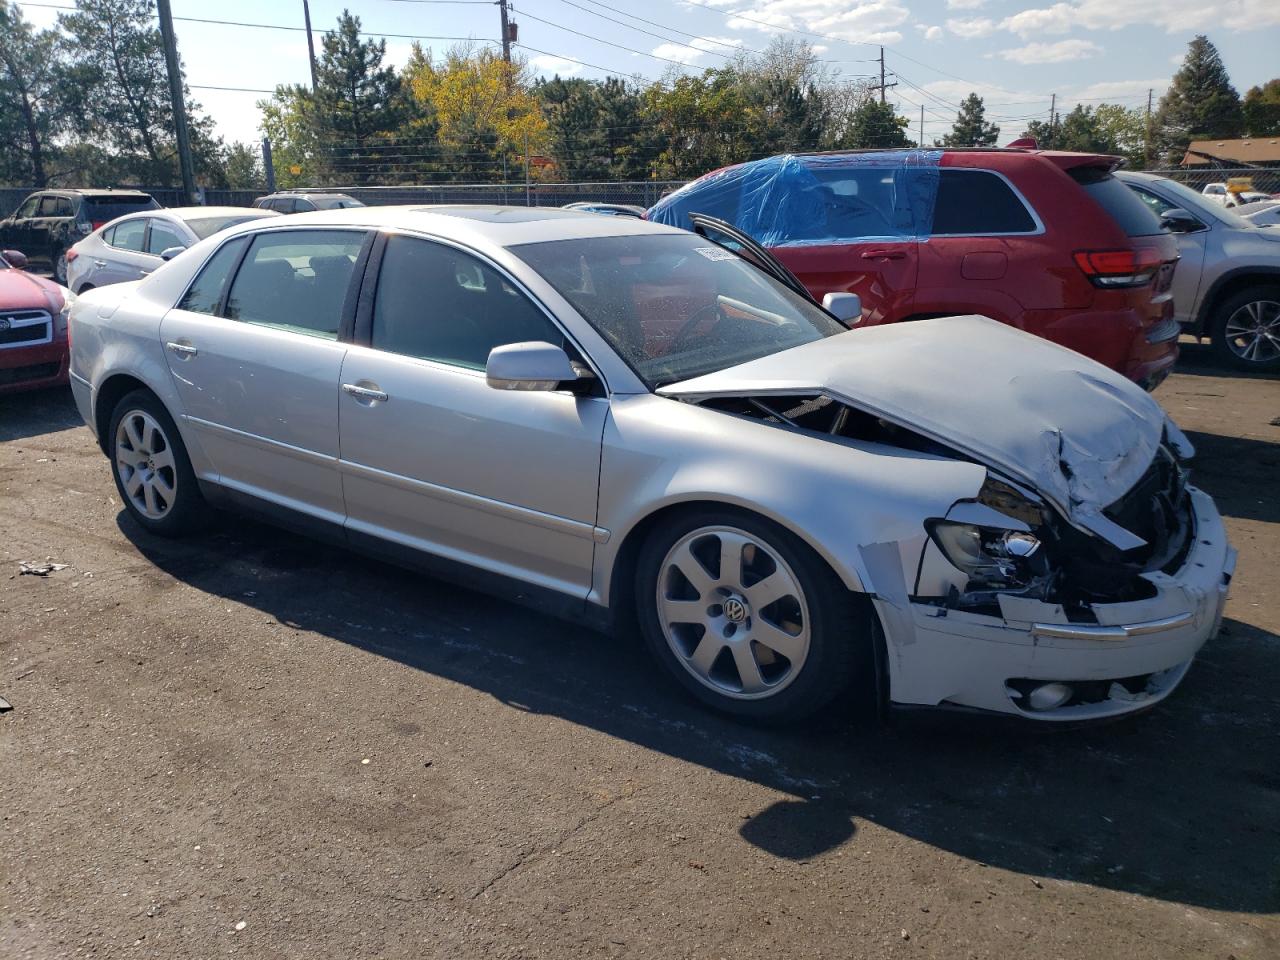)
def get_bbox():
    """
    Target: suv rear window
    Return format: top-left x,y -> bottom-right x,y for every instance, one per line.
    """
931,170 -> 1036,235
1069,167 -> 1163,237
82,196 -> 160,221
